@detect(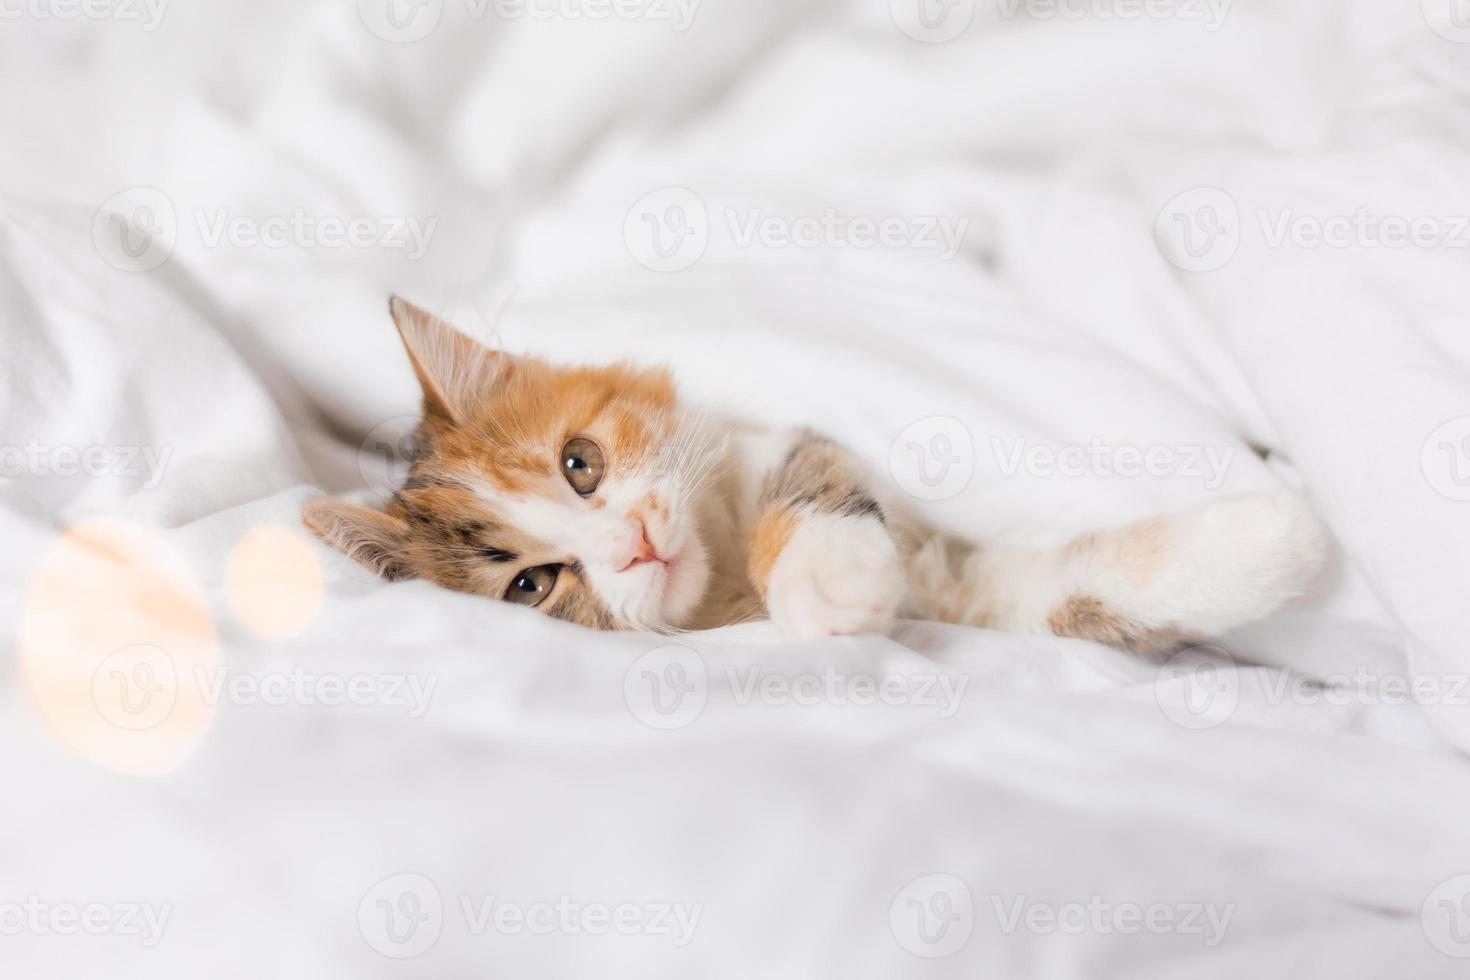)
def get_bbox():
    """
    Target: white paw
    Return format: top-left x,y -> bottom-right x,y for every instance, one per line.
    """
766,514 -> 906,642
1163,490 -> 1330,632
